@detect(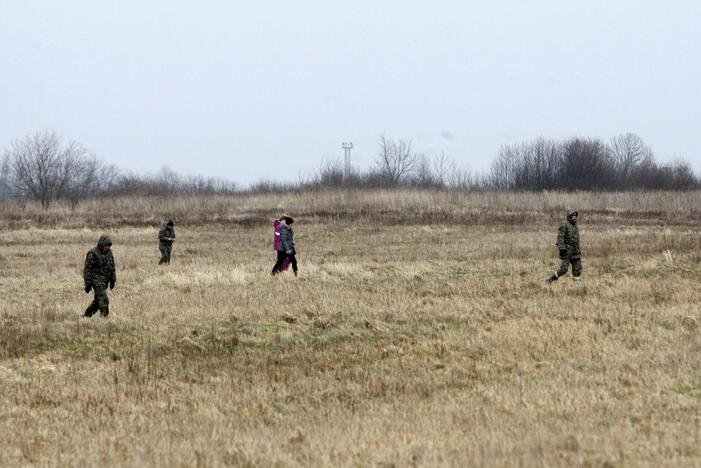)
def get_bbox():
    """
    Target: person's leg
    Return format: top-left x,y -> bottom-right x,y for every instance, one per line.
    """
556,257 -> 569,277
288,253 -> 298,275
272,251 -> 286,275
159,245 -> 167,264
165,245 -> 172,264
96,287 -> 110,317
280,256 -> 290,272
572,258 -> 582,280
84,293 -> 99,317
547,257 -> 570,283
